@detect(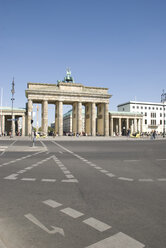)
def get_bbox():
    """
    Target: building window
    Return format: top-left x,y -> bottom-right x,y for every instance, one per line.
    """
141,106 -> 143,109
151,113 -> 156,118
152,107 -> 154,110
137,106 -> 139,109
160,113 -> 162,117
145,112 -> 147,116
133,106 -> 135,109
156,107 -> 158,110
145,119 -> 147,124
123,108 -> 125,111
160,120 -> 162,125
149,107 -> 151,110
151,120 -> 156,125
160,108 -> 162,110
145,107 -> 147,109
